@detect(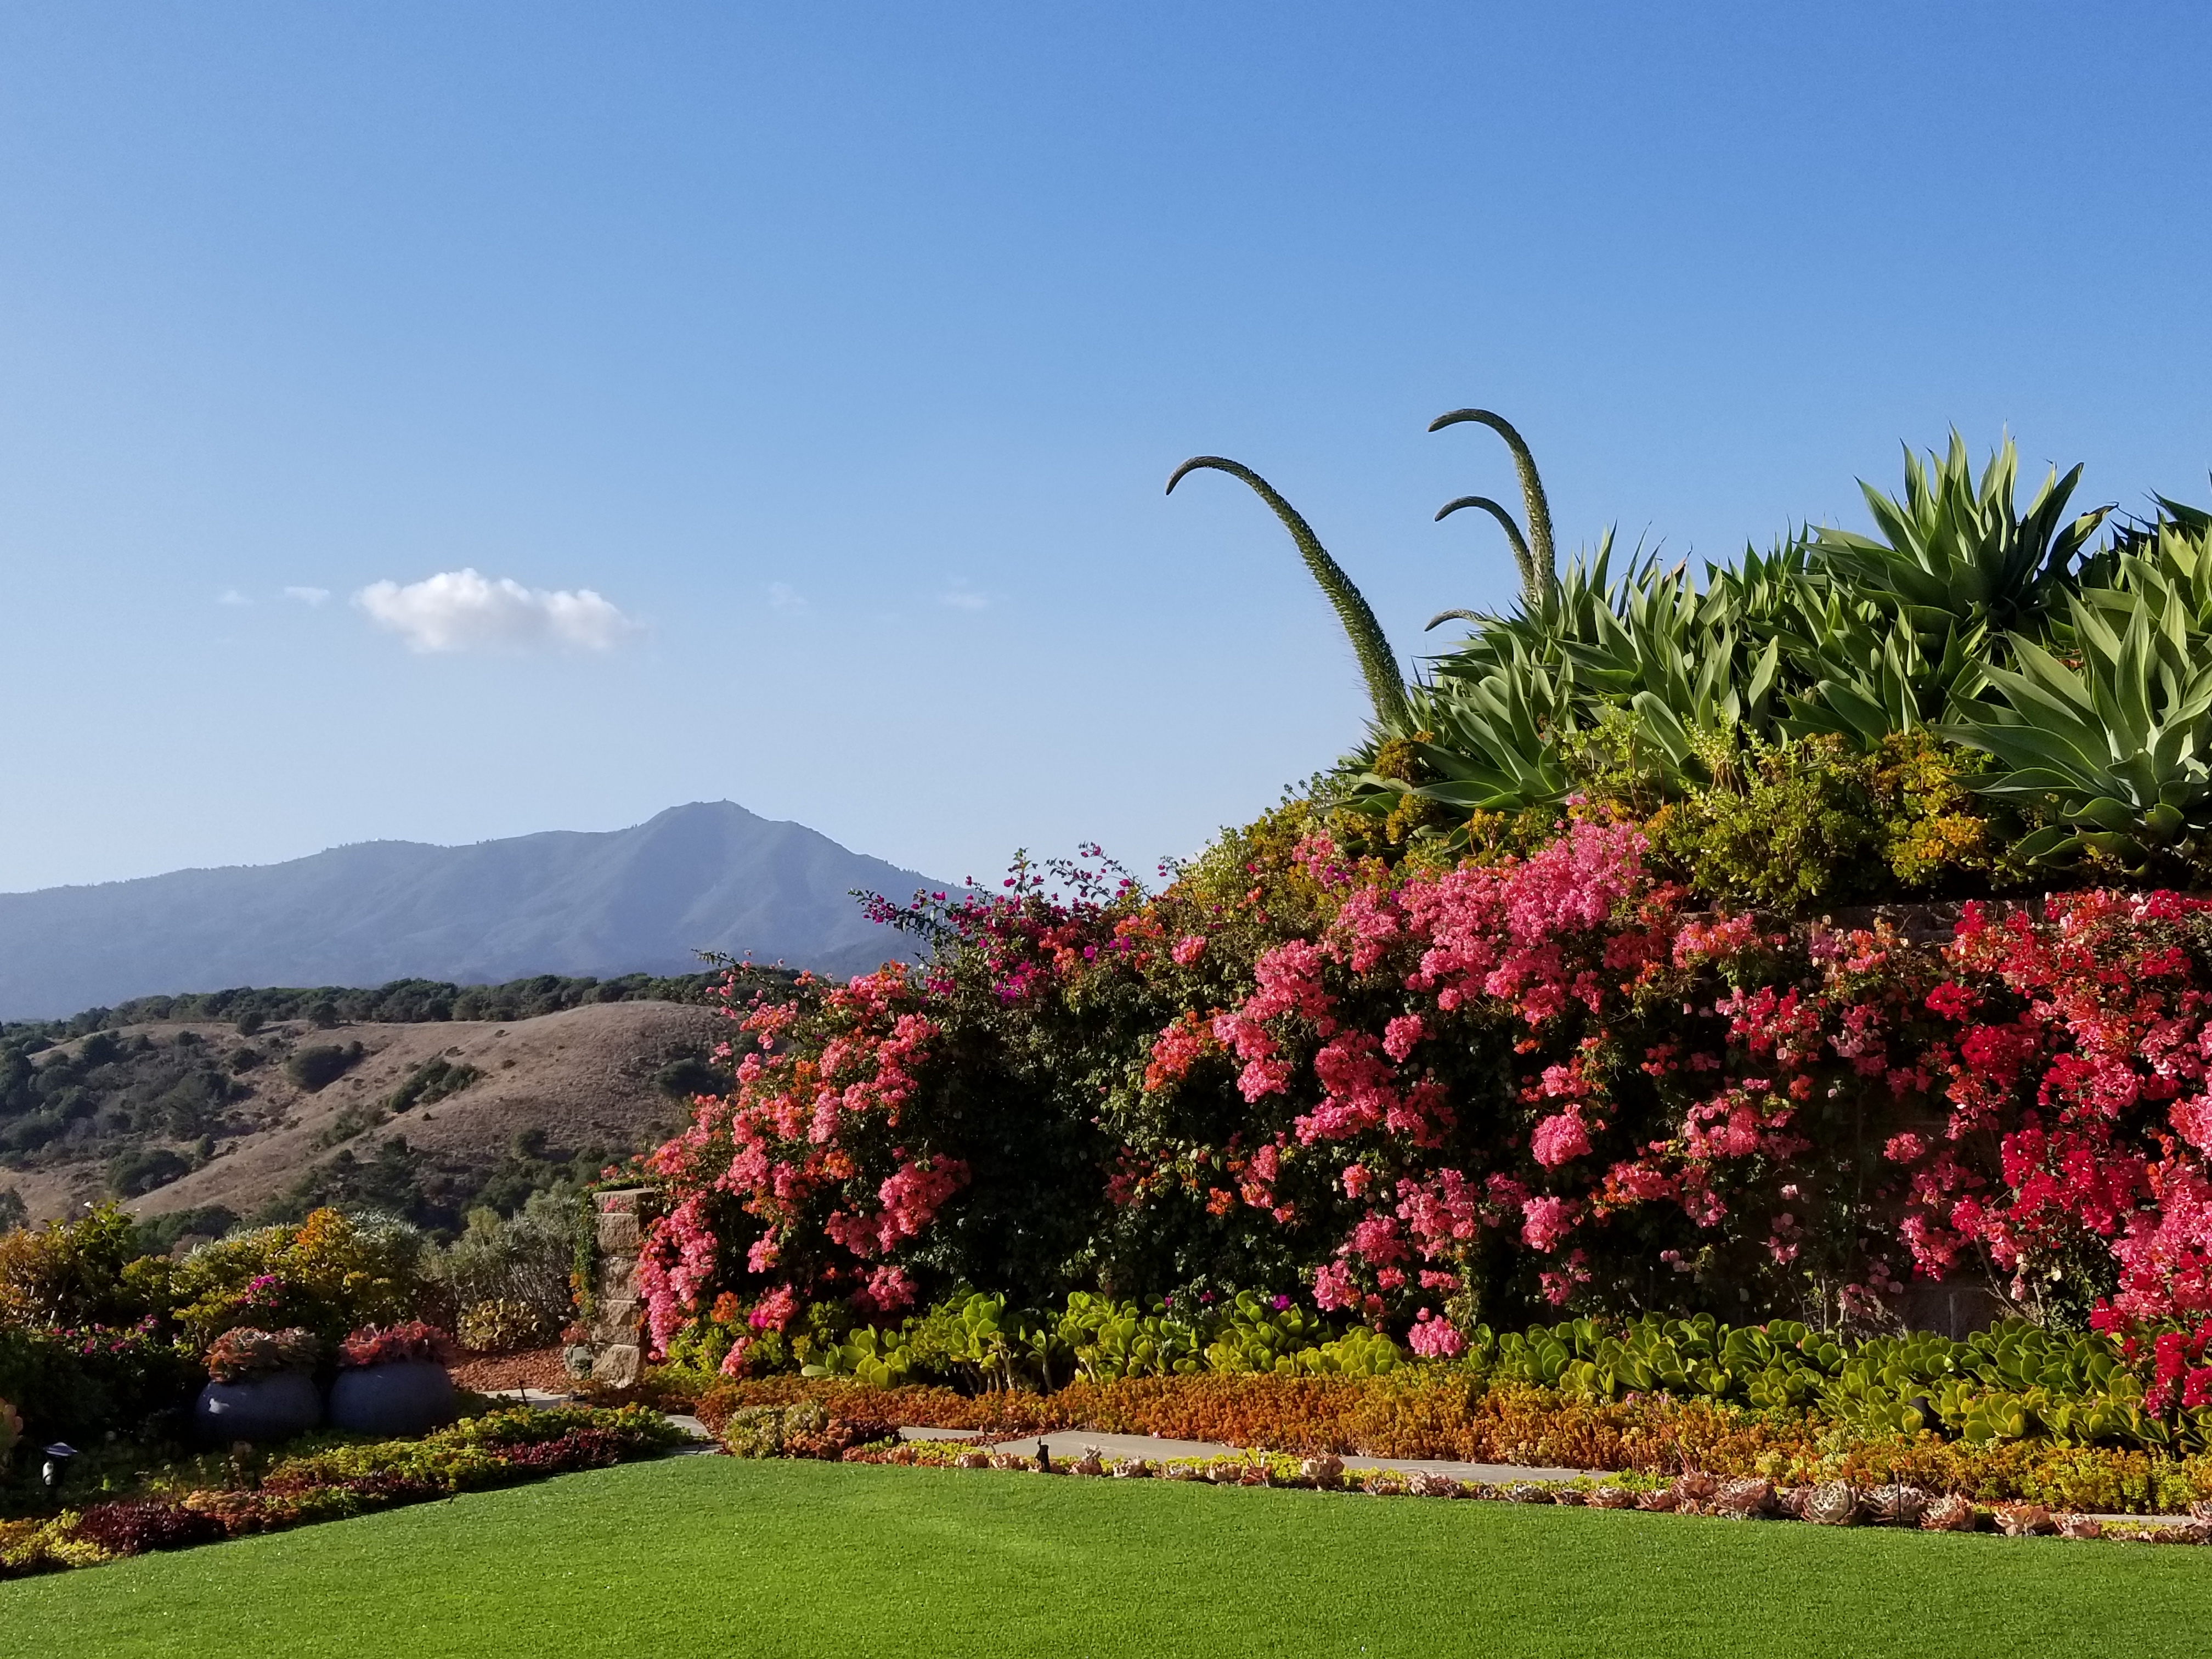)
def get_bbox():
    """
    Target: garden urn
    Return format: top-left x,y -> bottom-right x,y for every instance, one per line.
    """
193,1371 -> 323,1443
328,1359 -> 458,1437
